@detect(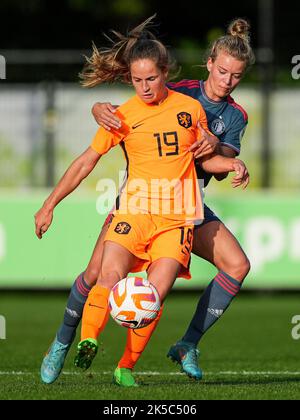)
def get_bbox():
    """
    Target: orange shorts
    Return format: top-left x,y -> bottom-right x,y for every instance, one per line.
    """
104,212 -> 194,279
